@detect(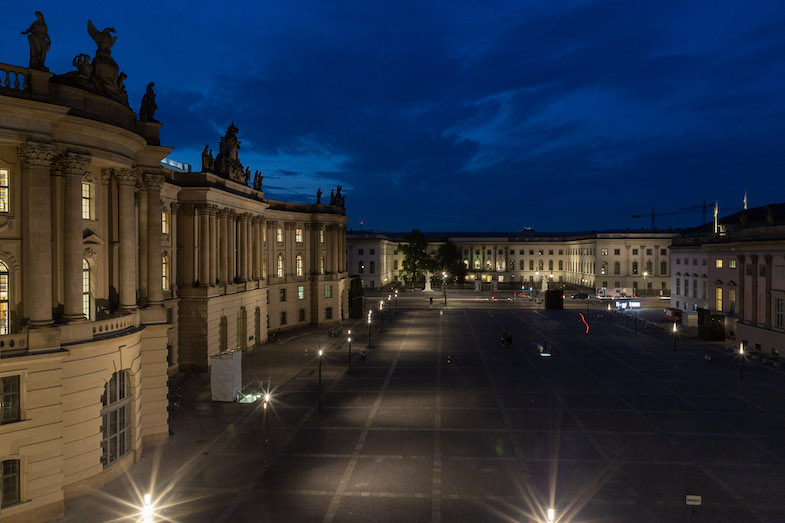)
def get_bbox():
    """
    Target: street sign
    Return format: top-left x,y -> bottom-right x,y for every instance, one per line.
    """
685,495 -> 702,506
